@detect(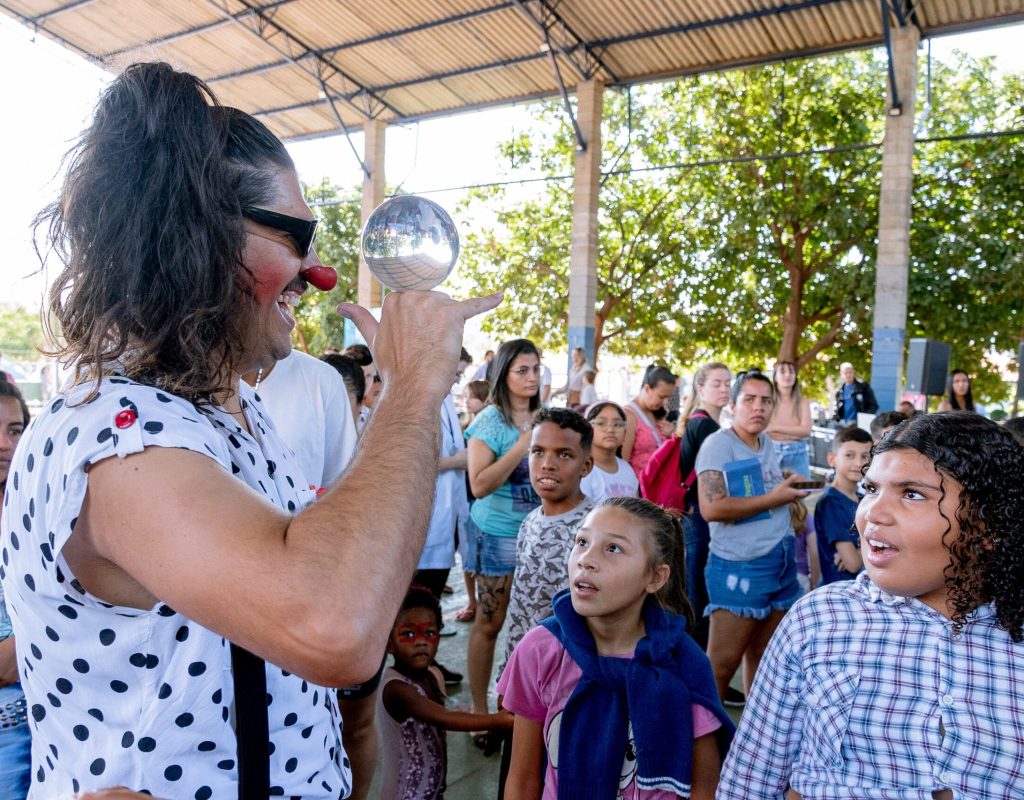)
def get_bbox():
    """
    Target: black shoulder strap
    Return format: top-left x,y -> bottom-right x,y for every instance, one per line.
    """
231,643 -> 269,798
